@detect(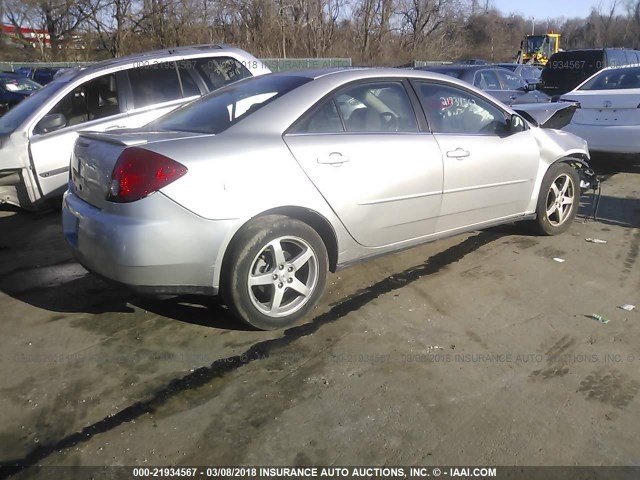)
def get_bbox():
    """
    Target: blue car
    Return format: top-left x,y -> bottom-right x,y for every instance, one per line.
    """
0,72 -> 41,115
0,72 -> 42,113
